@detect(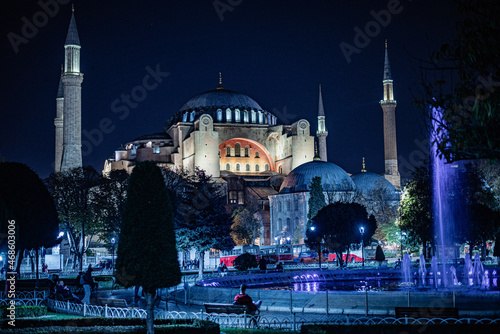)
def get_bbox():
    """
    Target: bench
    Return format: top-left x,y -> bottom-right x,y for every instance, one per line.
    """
204,303 -> 260,327
99,298 -> 129,308
395,307 -> 459,319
